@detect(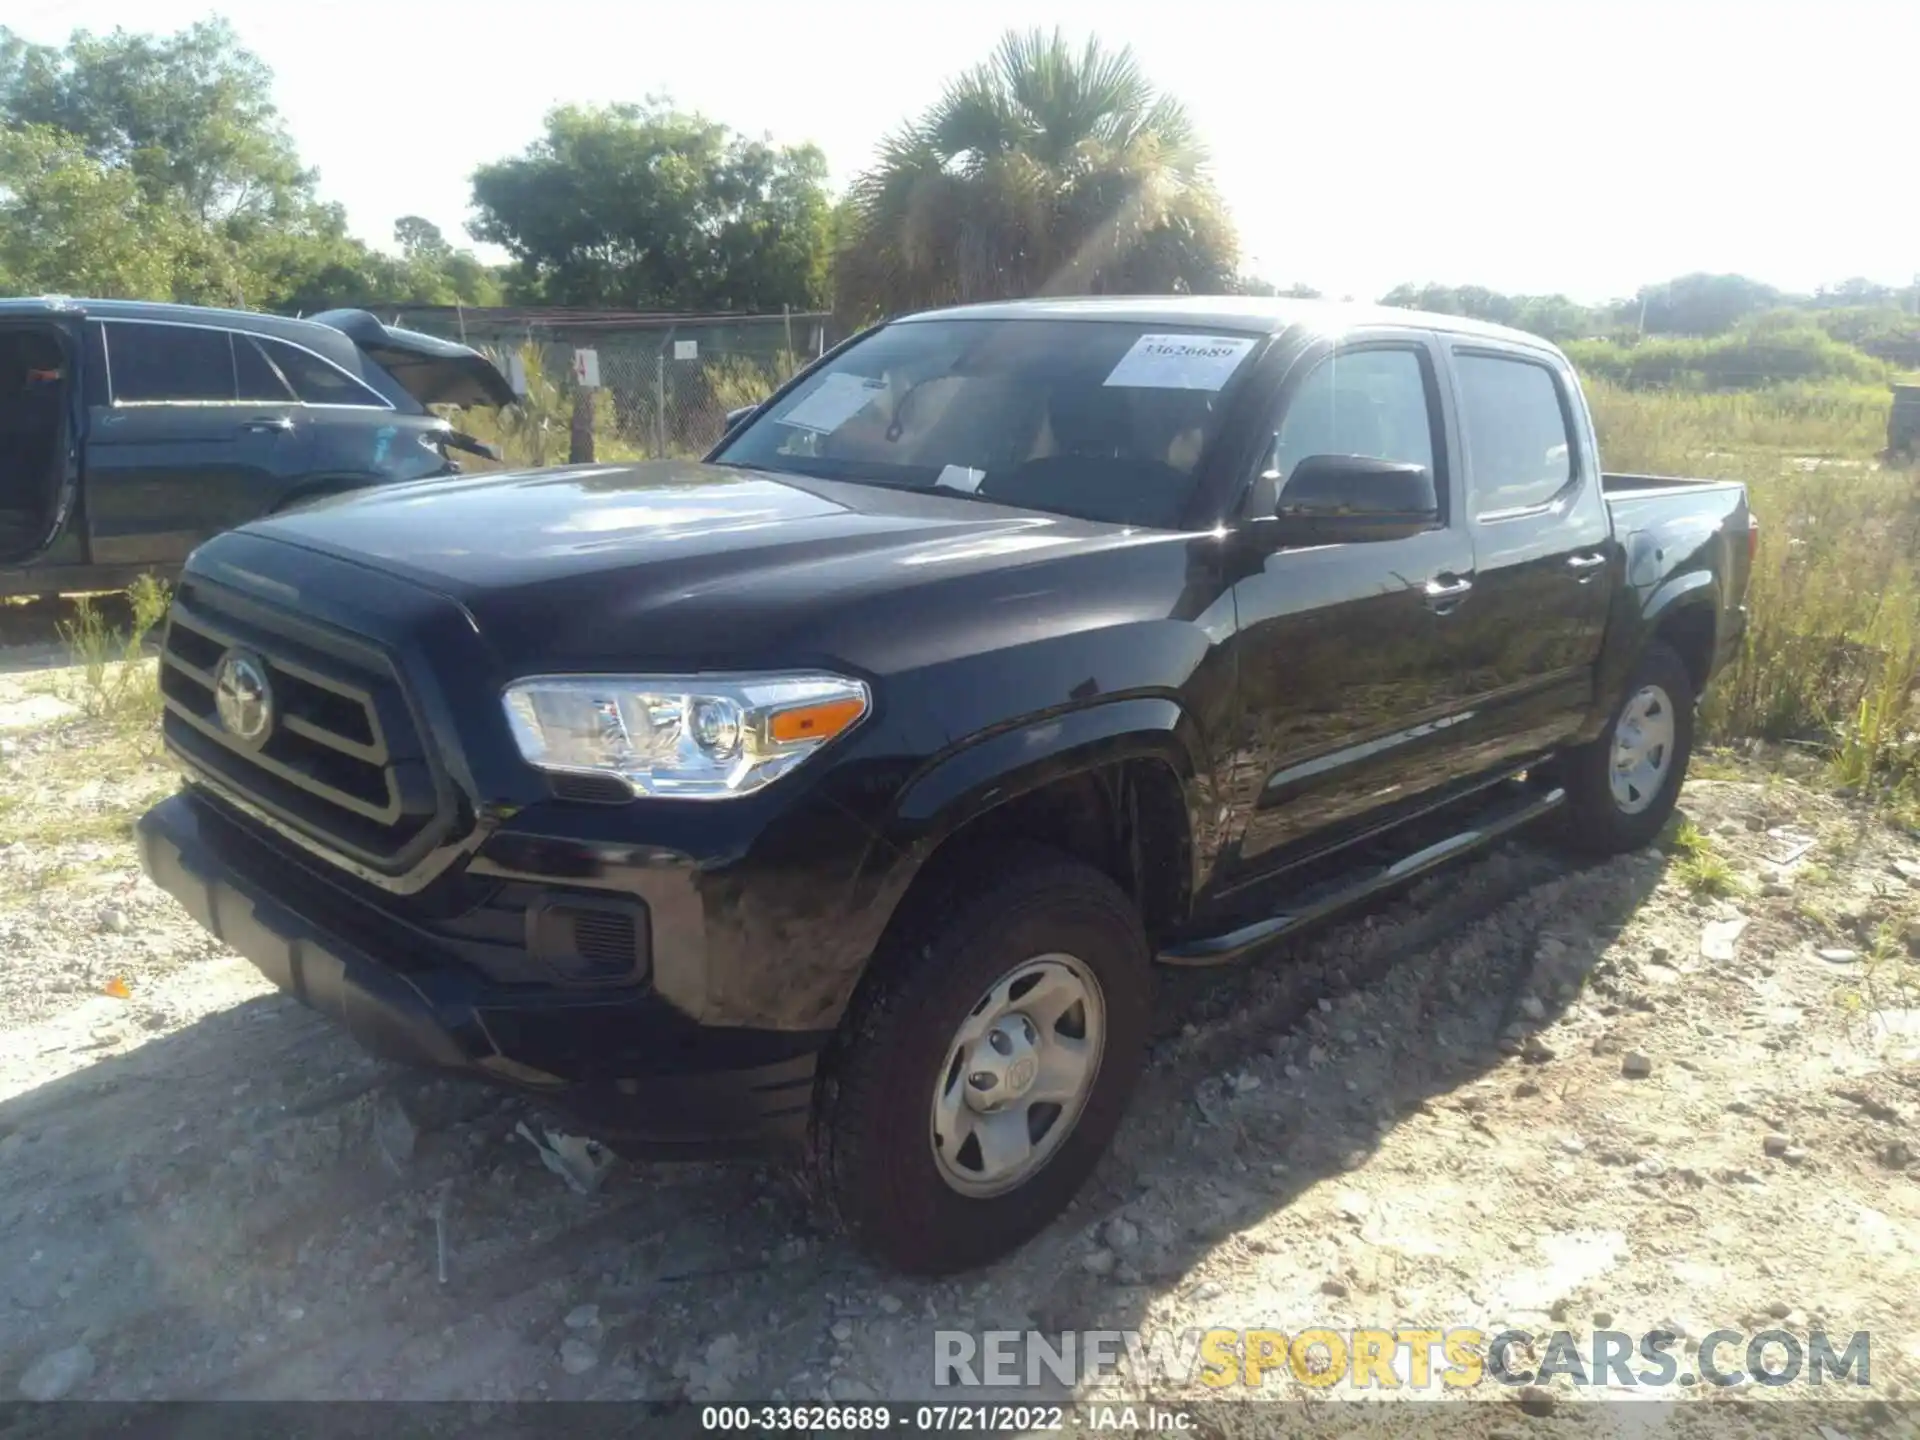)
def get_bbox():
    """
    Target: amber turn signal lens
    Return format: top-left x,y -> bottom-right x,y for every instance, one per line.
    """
769,697 -> 867,744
